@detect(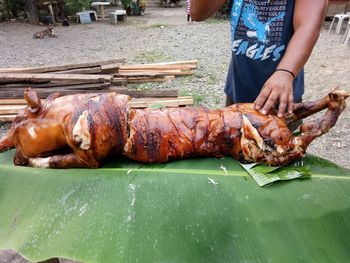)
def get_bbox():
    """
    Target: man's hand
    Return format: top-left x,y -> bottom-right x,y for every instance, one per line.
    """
253,0 -> 326,117
254,71 -> 294,118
